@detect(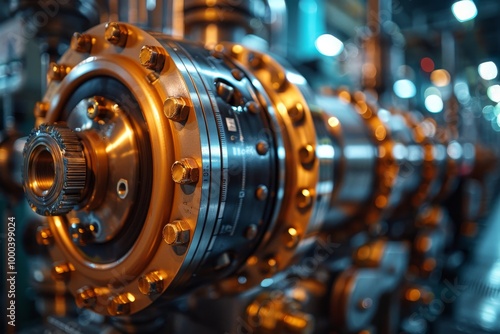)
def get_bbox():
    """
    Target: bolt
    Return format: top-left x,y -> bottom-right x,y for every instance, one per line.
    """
107,293 -> 134,316
138,271 -> 166,295
105,22 -> 128,47
146,72 -> 159,83
139,45 -> 166,72
164,97 -> 189,122
36,226 -> 53,246
255,185 -> 268,201
288,102 -> 305,123
296,189 -> 313,210
71,32 -> 92,53
284,227 -> 299,249
33,101 -> 50,118
256,140 -> 269,155
231,68 -> 244,80
51,262 -> 75,281
69,218 -> 97,246
162,220 -> 191,245
215,81 -> 234,102
299,144 -> 315,166
48,62 -> 70,81
75,286 -> 97,308
271,69 -> 287,91
245,101 -> 260,114
171,158 -> 199,184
